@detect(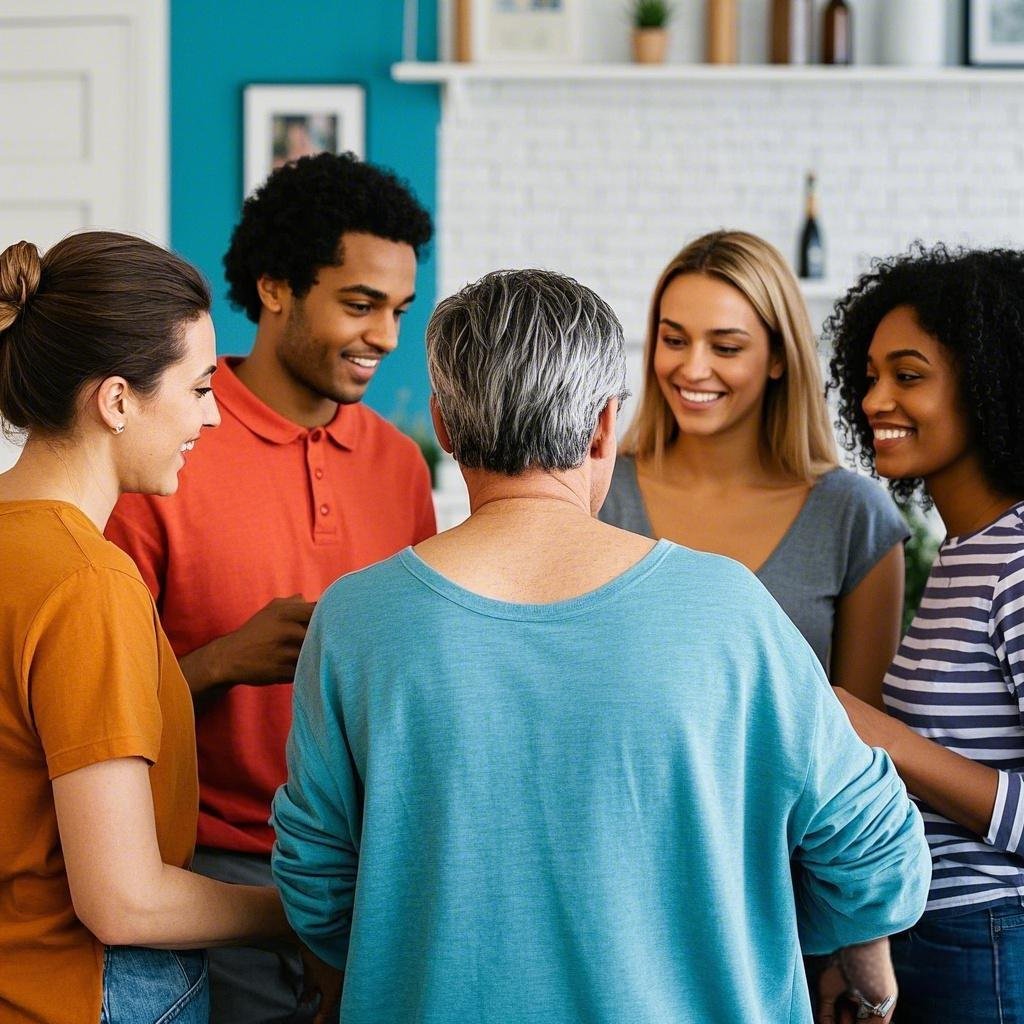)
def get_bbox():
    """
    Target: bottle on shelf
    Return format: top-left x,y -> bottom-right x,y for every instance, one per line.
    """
798,172 -> 825,280
706,0 -> 737,64
770,0 -> 813,64
822,0 -> 853,65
